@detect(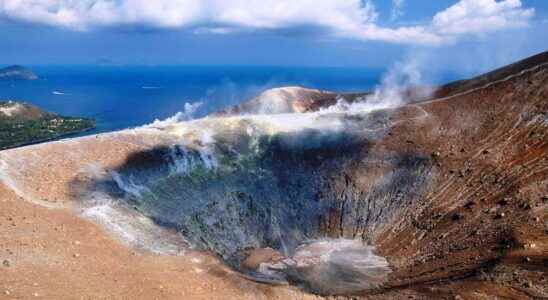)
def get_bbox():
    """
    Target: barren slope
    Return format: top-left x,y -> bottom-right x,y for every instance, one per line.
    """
0,52 -> 547,299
